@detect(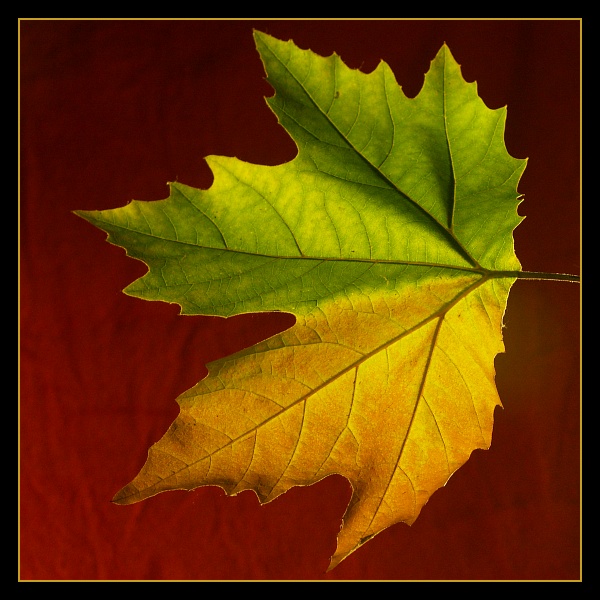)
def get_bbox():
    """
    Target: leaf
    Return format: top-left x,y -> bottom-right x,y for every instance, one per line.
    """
76,32 -> 529,570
